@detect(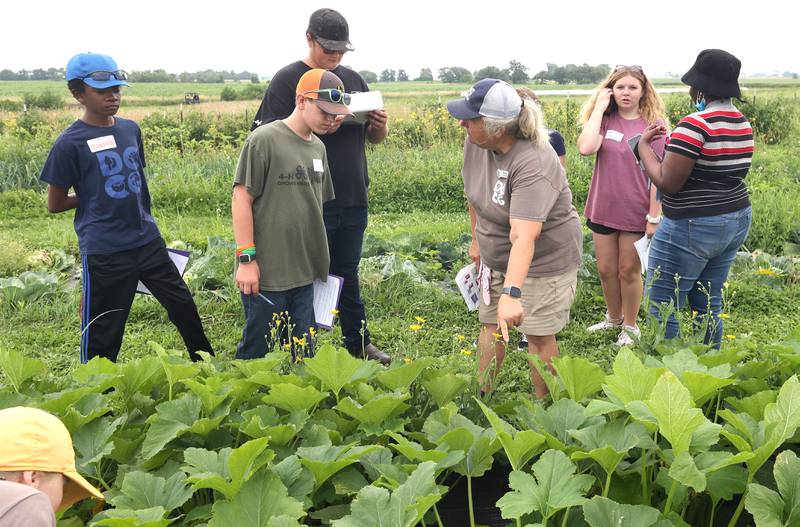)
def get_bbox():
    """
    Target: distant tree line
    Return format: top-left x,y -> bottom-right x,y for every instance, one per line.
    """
358,62 -> 614,84
0,68 -> 260,83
